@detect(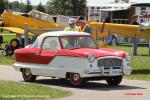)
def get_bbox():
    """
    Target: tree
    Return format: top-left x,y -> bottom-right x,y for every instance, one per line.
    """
20,3 -> 26,12
0,0 -> 6,14
69,0 -> 86,16
9,1 -> 20,11
50,0 -> 68,15
49,0 -> 86,16
25,0 -> 33,13
36,2 -> 45,13
5,0 -> 9,9
115,0 -> 119,3
45,1 -> 54,14
9,1 -> 26,12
